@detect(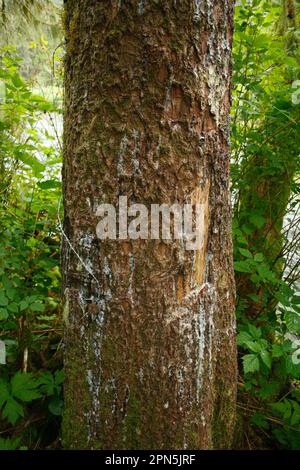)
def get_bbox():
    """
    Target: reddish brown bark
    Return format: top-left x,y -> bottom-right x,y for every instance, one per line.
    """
62,0 -> 236,449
